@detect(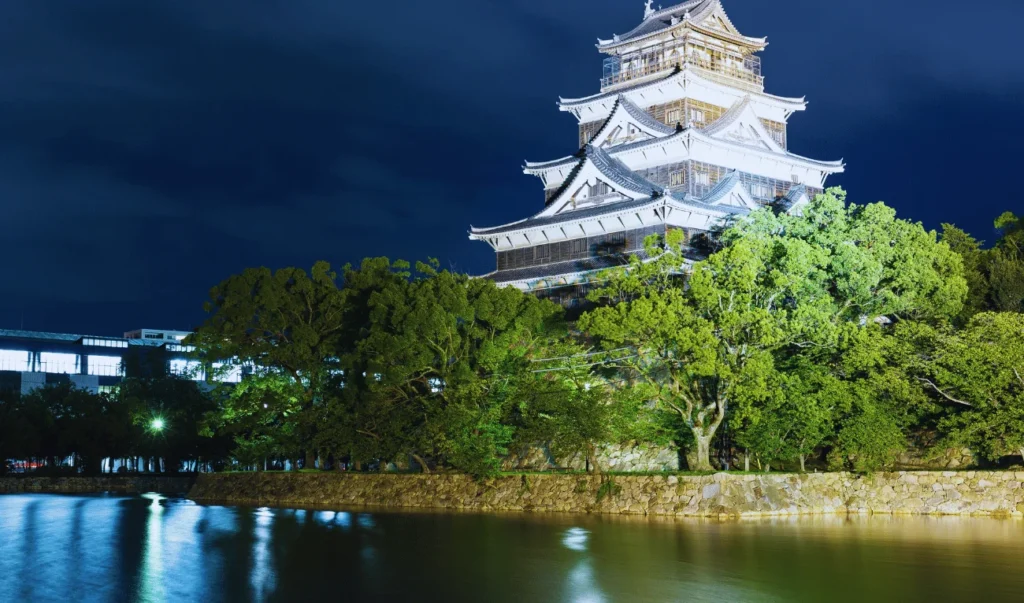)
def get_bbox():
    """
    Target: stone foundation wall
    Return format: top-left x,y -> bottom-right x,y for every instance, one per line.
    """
503,443 -> 680,472
0,476 -> 195,495
189,470 -> 1024,518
